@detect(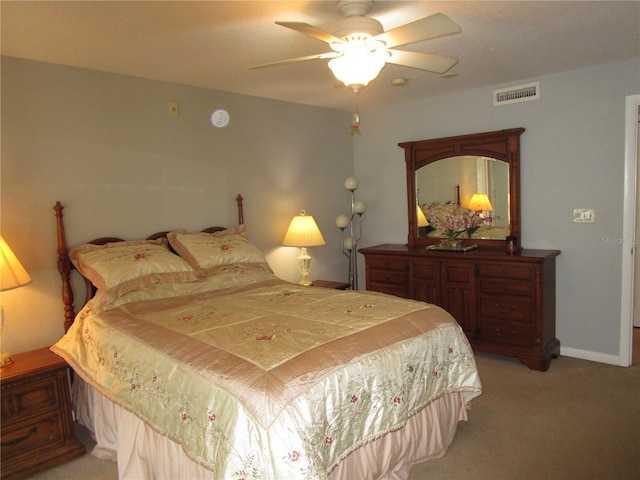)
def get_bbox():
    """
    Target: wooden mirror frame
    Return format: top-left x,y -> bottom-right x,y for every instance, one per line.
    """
399,128 -> 525,250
